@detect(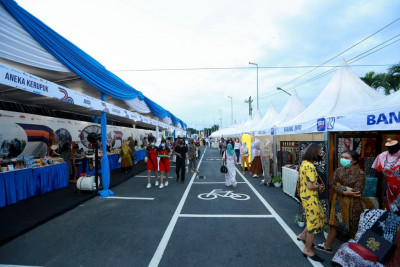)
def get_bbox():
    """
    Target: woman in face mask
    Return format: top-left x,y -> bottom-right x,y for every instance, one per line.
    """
316,150 -> 365,255
158,139 -> 171,188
